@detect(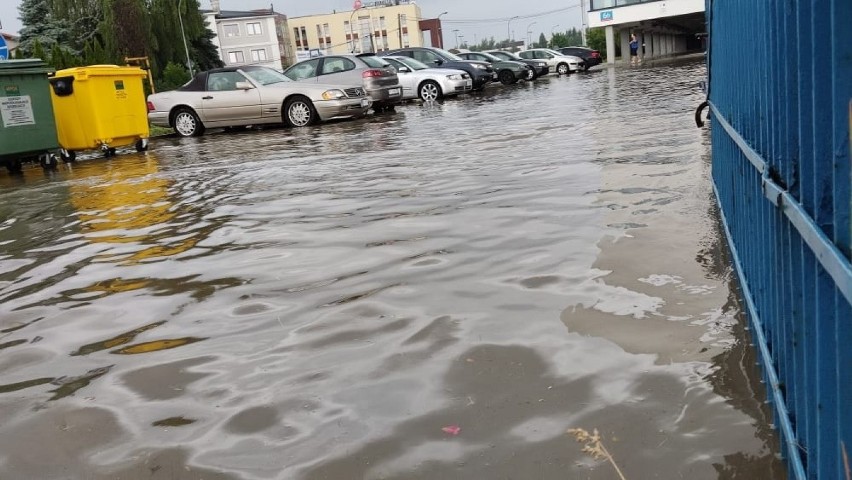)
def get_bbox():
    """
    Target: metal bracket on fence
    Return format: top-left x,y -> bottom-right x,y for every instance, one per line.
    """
709,101 -> 852,305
